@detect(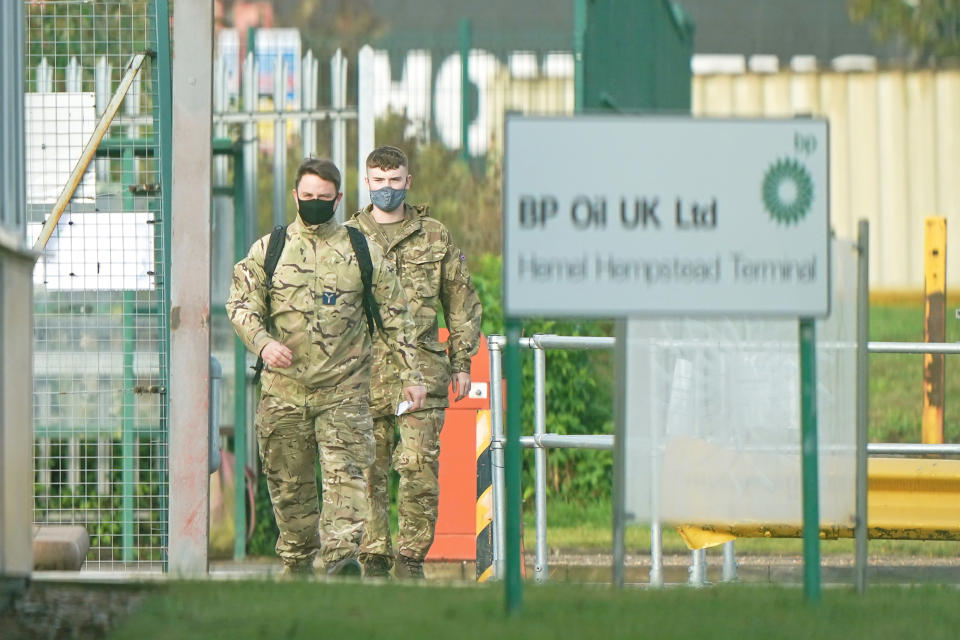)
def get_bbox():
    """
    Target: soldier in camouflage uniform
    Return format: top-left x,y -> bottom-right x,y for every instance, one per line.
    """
227,157 -> 426,578
347,146 -> 482,579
